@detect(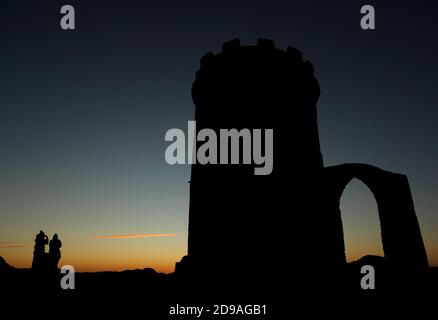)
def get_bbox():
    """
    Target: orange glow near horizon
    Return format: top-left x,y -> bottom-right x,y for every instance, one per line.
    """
96,233 -> 177,239
0,232 -> 185,273
2,236 -> 438,273
0,255 -> 180,274
2,245 -> 438,273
